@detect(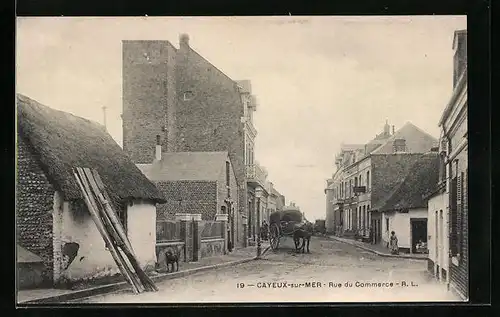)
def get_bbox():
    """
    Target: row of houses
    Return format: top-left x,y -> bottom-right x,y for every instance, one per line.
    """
324,29 -> 468,300
16,34 -> 289,290
324,121 -> 438,249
